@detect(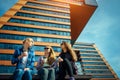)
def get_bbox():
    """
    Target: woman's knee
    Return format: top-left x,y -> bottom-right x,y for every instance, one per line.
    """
64,58 -> 70,62
24,70 -> 32,74
50,68 -> 54,70
38,68 -> 48,75
50,68 -> 55,73
14,69 -> 24,78
64,58 -> 71,65
15,69 -> 24,74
